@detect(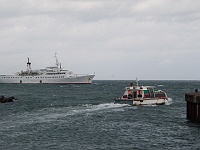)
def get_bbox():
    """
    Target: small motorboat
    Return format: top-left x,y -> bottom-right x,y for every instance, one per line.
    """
115,79 -> 169,106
